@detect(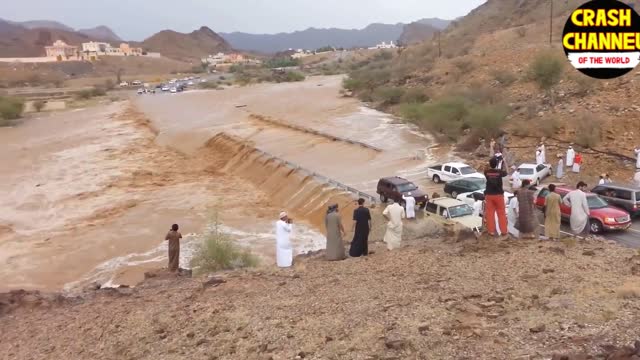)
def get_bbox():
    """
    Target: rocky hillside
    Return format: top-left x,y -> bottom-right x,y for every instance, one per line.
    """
77,26 -> 122,42
398,21 -> 439,45
345,0 -> 639,182
2,233 -> 640,359
140,26 -> 232,61
0,19 -> 92,57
